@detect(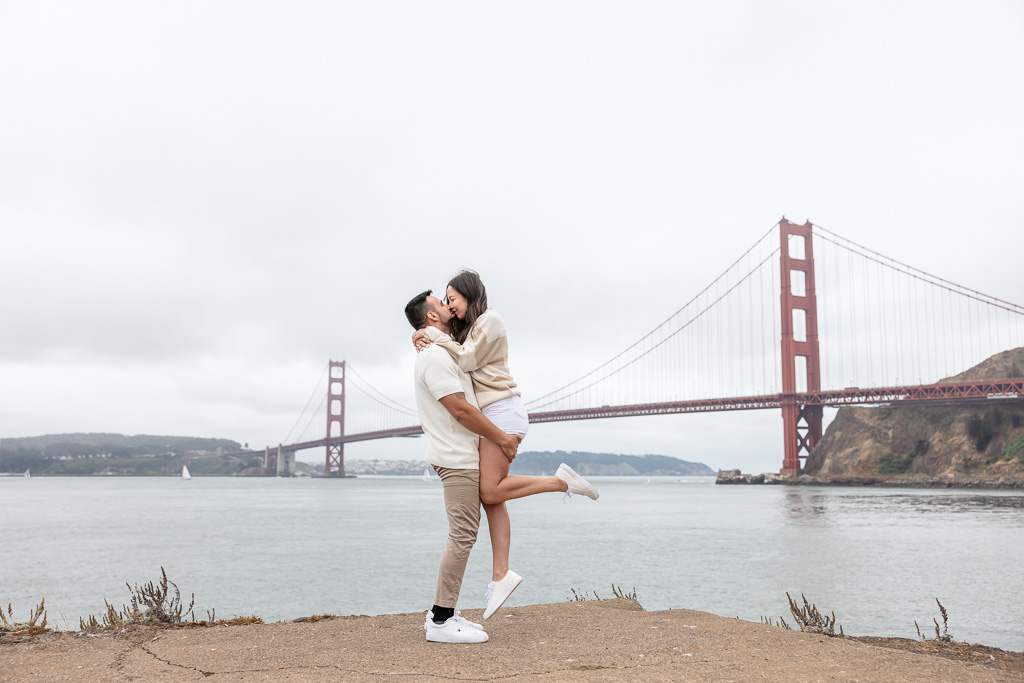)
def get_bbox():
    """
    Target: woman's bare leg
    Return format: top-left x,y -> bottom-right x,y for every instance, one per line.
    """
479,437 -> 568,581
478,437 -> 567,507
482,501 -> 510,581
480,439 -> 513,581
